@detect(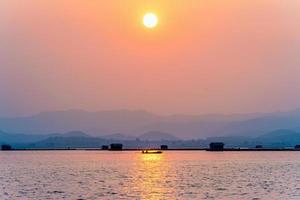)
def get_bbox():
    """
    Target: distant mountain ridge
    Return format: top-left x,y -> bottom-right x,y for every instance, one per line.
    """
139,131 -> 178,141
1,109 -> 300,139
0,130 -> 178,145
2,129 -> 300,149
0,109 -> 163,136
253,129 -> 300,147
101,133 -> 137,141
0,130 -> 89,144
